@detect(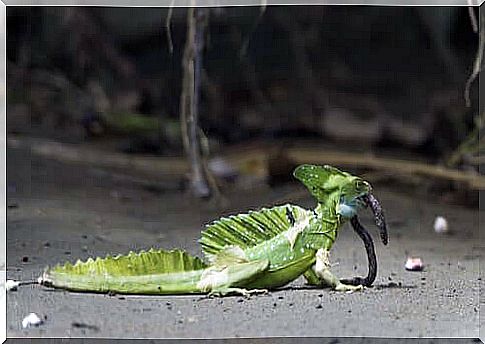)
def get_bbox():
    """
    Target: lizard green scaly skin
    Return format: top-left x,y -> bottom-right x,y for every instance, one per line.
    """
38,164 -> 388,296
